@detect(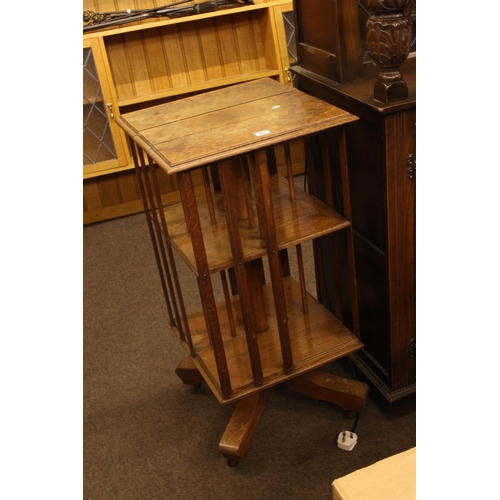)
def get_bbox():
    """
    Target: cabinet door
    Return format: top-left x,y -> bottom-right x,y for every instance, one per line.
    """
83,38 -> 128,178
